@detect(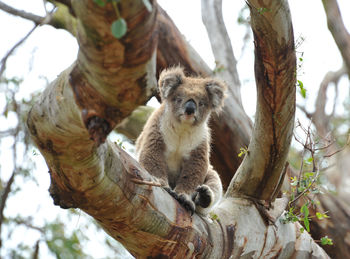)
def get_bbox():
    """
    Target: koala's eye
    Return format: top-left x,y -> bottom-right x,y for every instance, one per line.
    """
199,100 -> 206,107
172,96 -> 182,104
